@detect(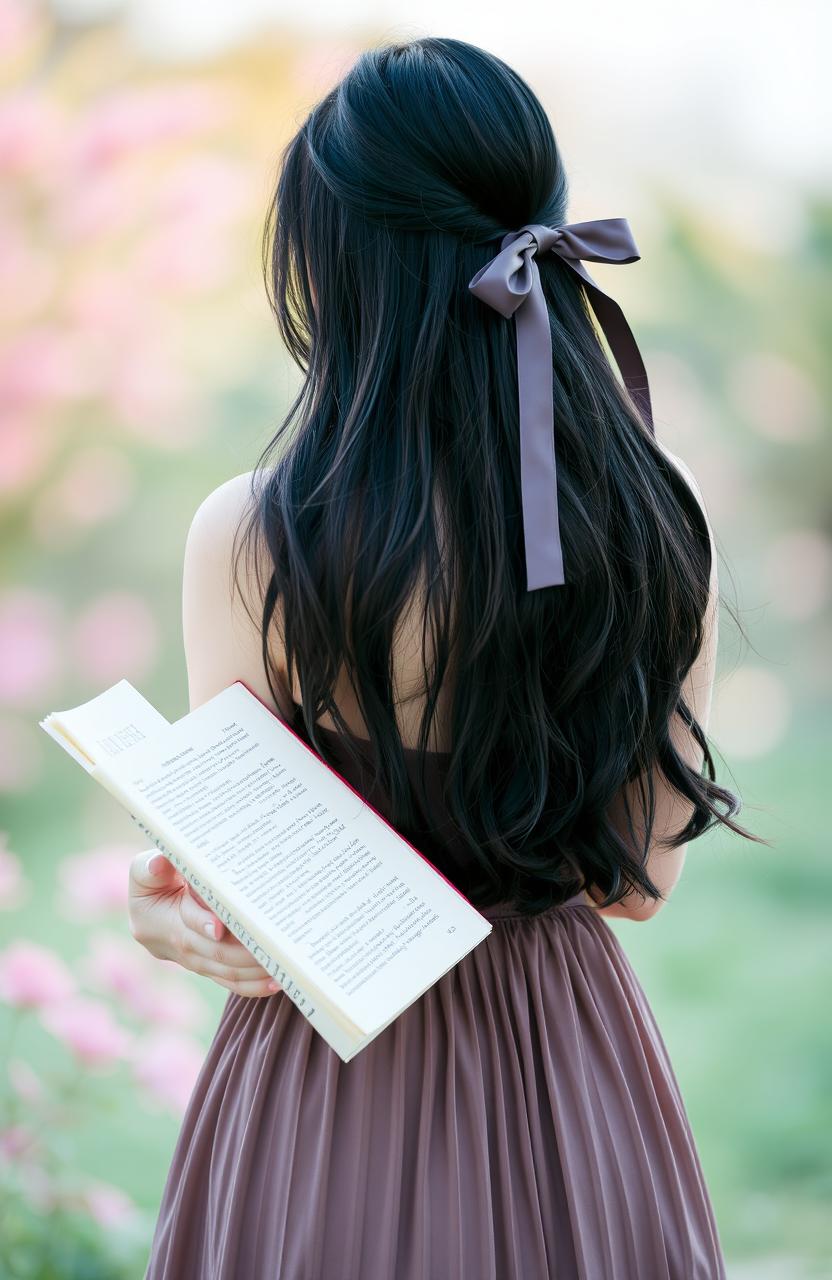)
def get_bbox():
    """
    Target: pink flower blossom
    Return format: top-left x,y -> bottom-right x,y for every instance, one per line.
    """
69,86 -> 231,174
55,842 -> 136,919
0,91 -> 63,179
130,1029 -> 206,1114
80,932 -> 204,1031
70,593 -> 158,685
142,979 -> 205,1031
78,931 -> 149,1003
0,589 -> 62,705
0,940 -> 76,1008
82,1179 -> 138,1229
0,326 -> 89,413
54,164 -> 146,242
39,995 -> 133,1067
